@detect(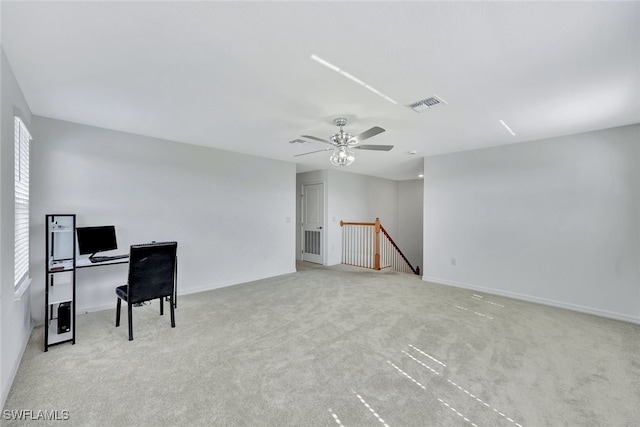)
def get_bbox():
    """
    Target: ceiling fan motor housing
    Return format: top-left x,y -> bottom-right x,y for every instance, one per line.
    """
331,118 -> 357,146
333,117 -> 348,127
